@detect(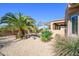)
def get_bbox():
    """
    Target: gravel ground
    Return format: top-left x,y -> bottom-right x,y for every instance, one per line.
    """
0,36 -> 55,56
